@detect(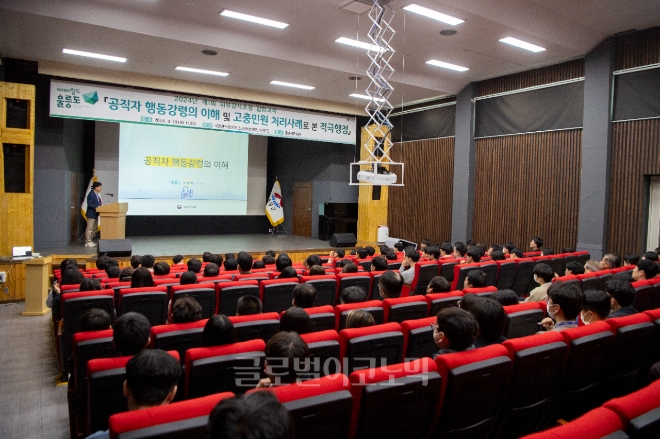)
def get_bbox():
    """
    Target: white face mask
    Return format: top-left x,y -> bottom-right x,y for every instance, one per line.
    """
533,275 -> 538,284
580,311 -> 591,325
547,303 -> 556,316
